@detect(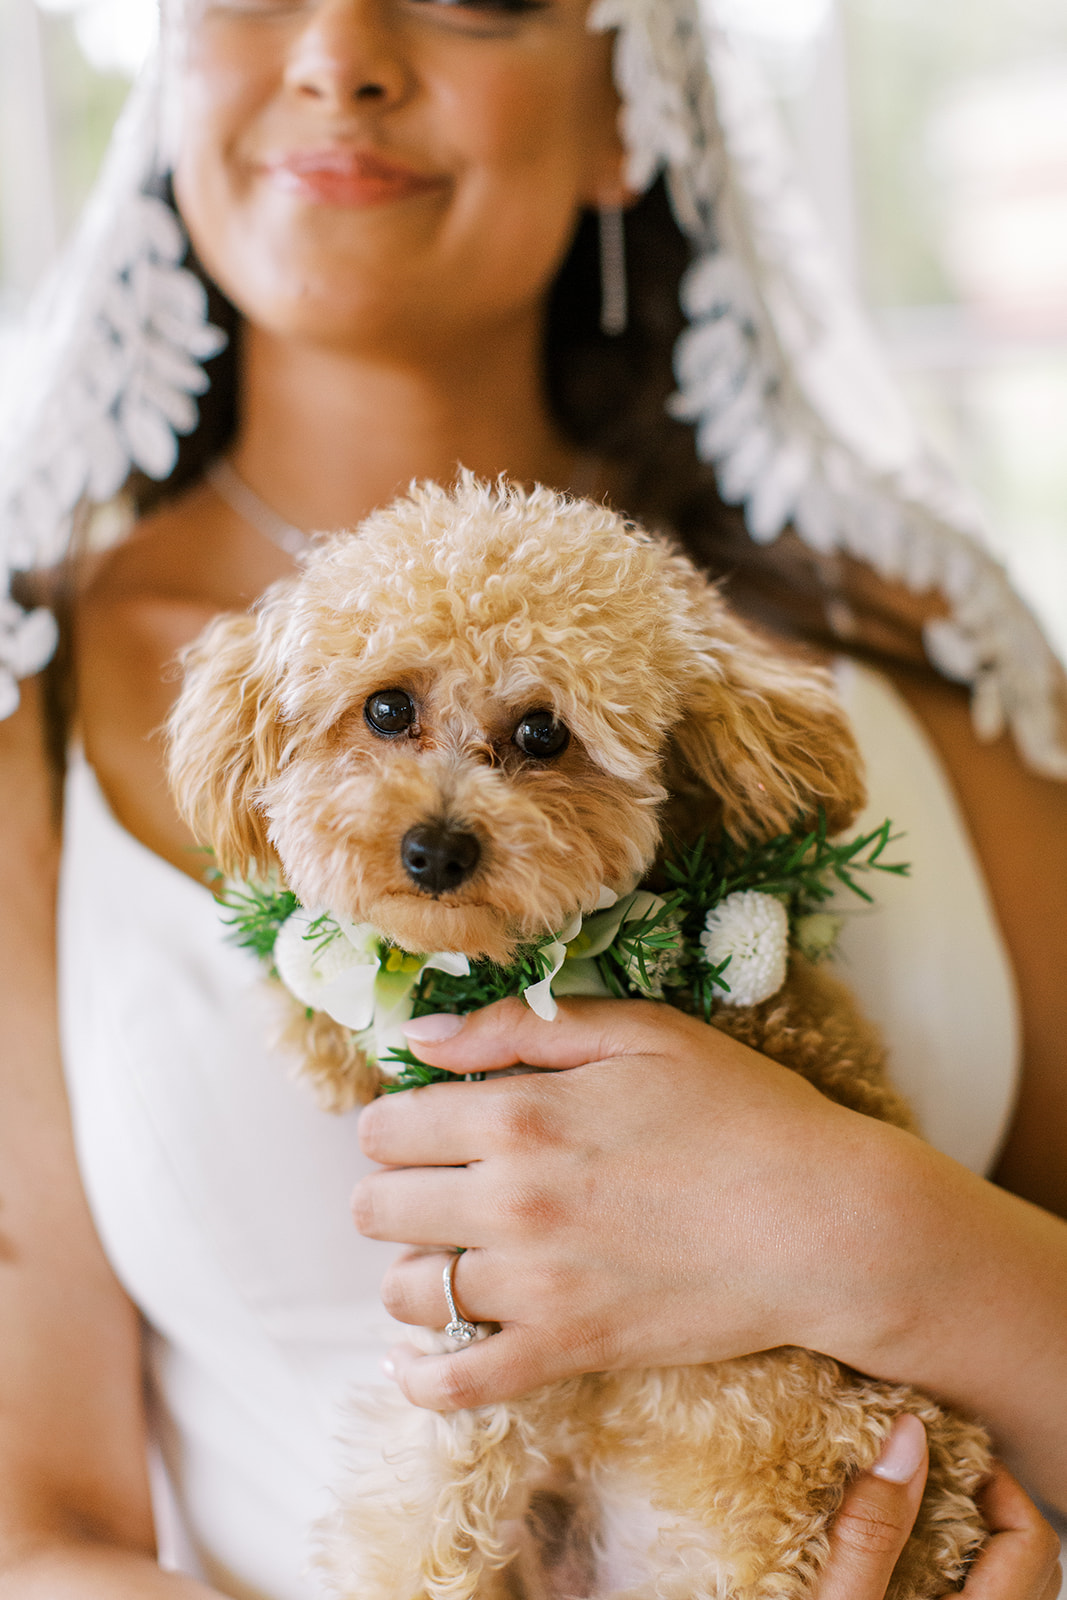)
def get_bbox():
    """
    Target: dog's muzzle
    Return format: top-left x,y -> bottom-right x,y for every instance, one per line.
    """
401,820 -> 481,895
